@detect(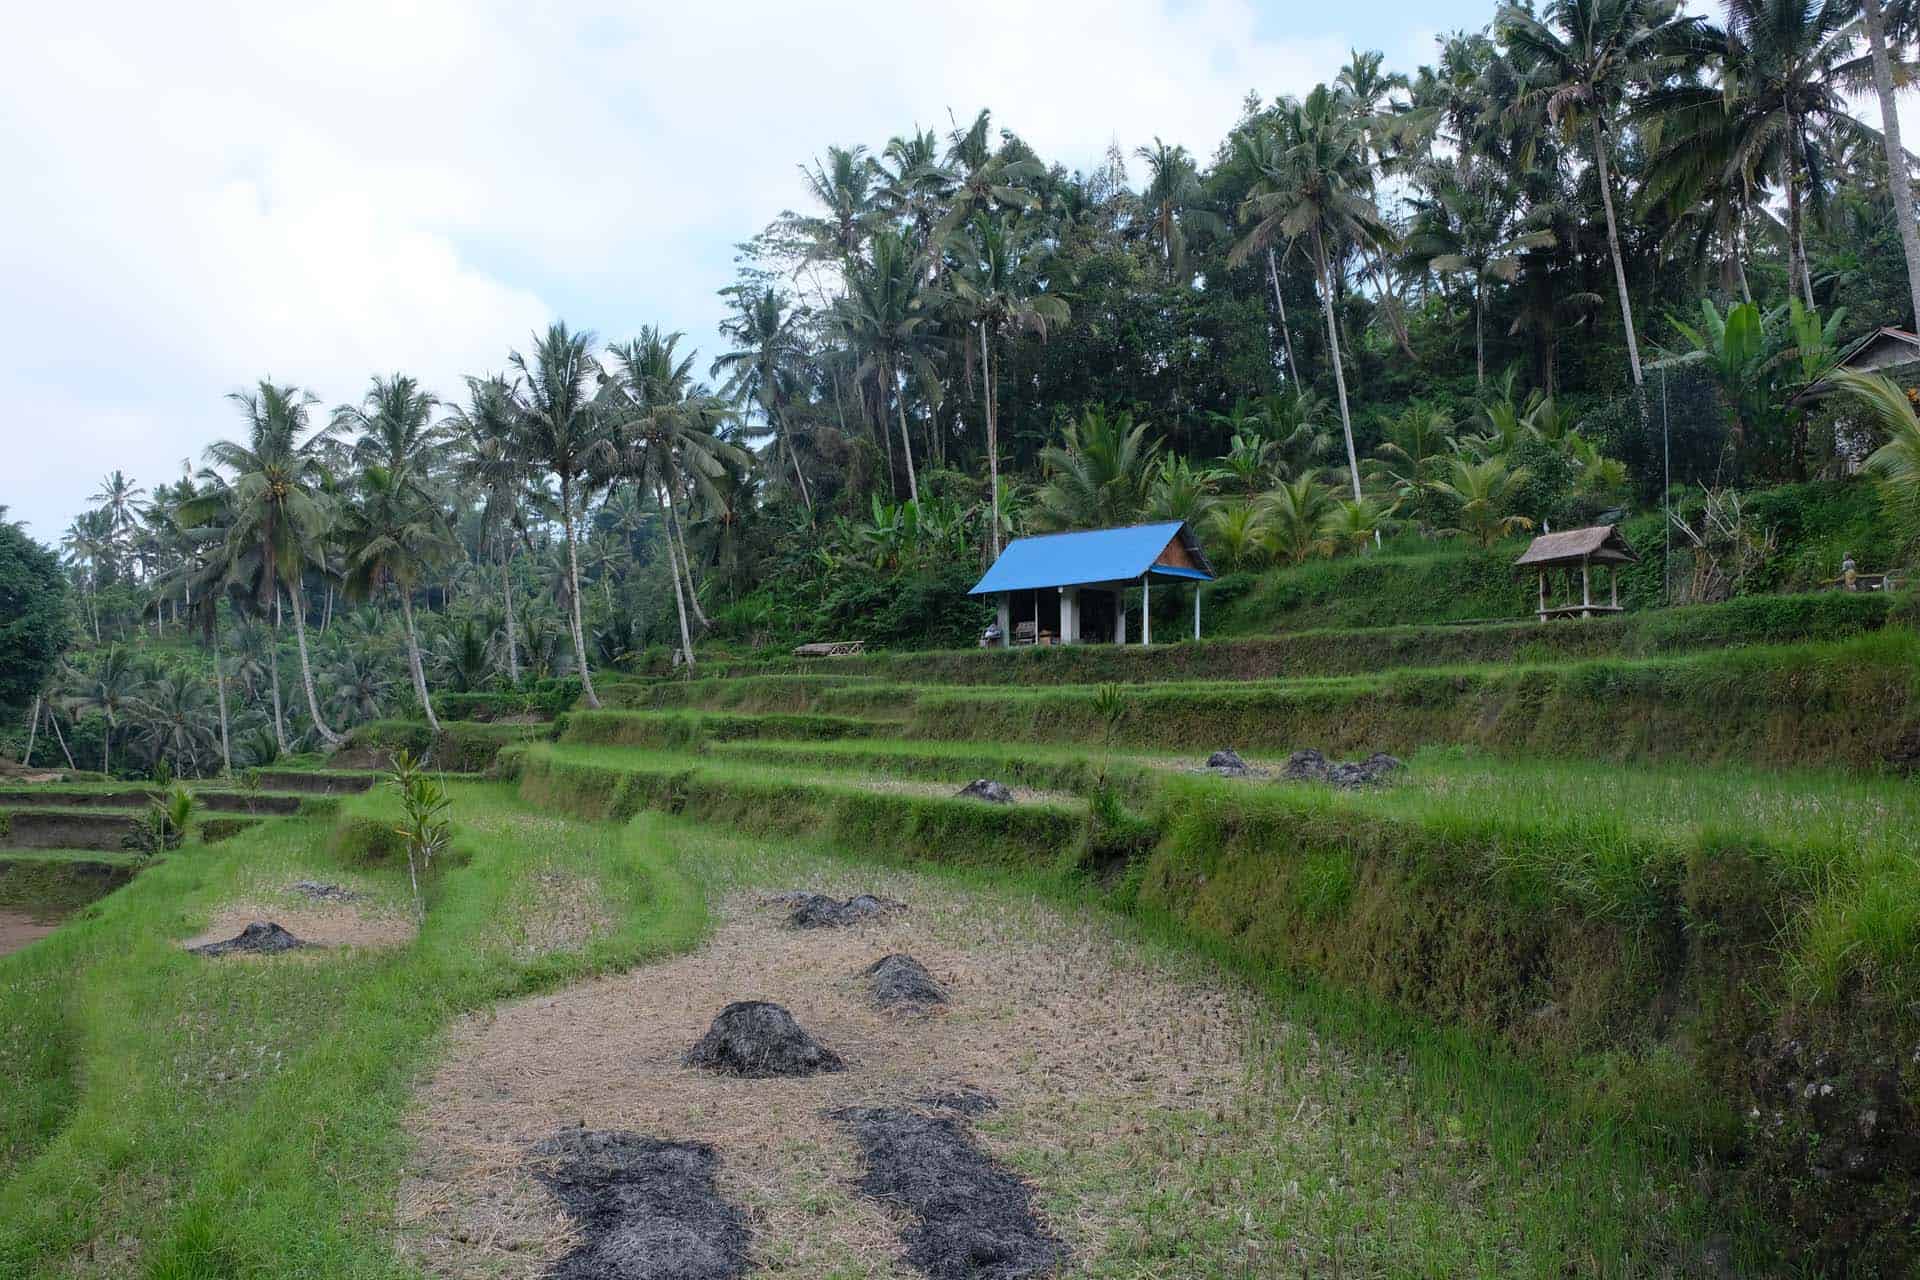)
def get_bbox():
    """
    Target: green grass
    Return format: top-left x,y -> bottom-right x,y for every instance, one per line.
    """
0,789 -> 705,1277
